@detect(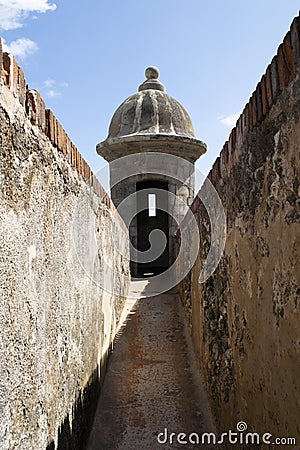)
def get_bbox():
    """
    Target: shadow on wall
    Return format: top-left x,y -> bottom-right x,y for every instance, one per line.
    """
46,352 -> 109,450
